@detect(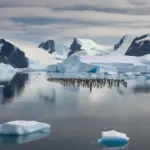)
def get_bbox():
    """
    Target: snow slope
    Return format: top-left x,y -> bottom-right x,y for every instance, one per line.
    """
6,39 -> 63,69
69,38 -> 113,57
76,38 -> 112,51
55,44 -> 69,56
0,63 -> 17,80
